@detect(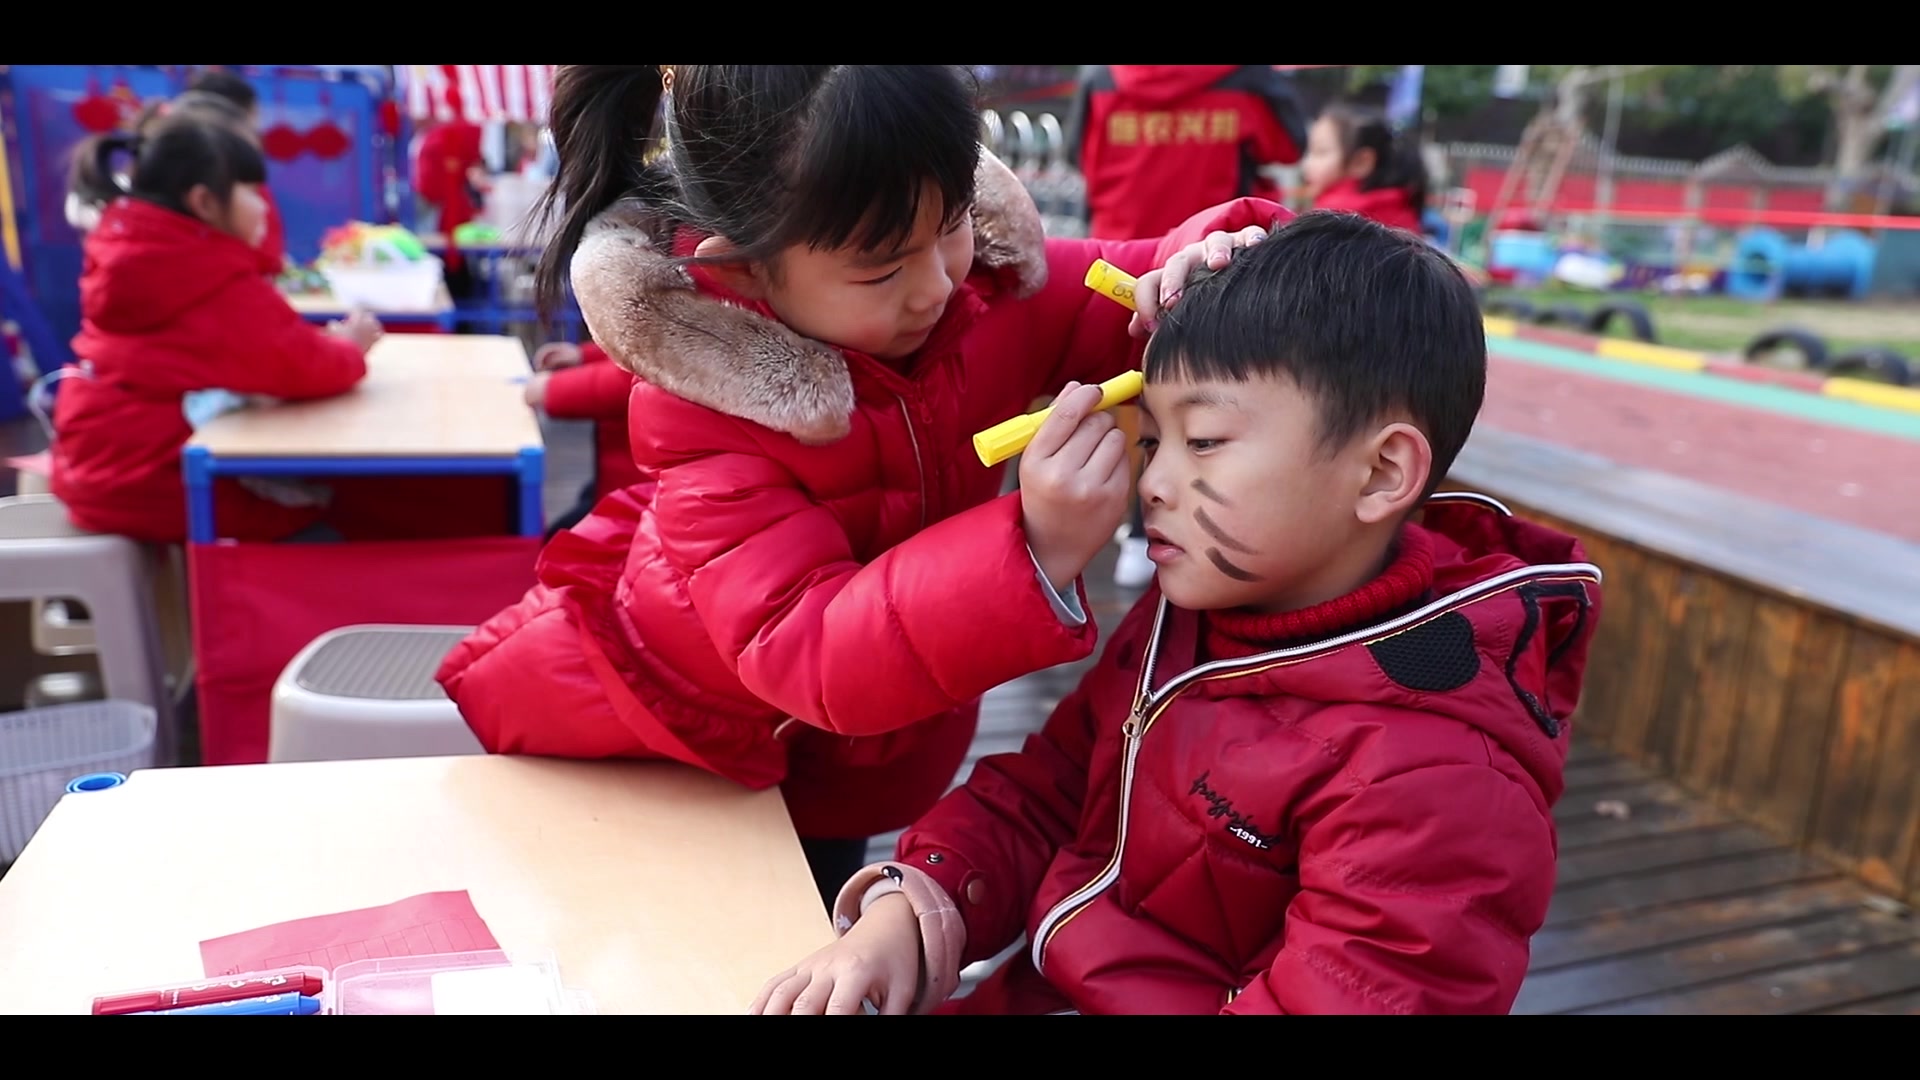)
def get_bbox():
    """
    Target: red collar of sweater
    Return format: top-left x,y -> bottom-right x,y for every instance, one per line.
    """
1201,525 -> 1436,660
